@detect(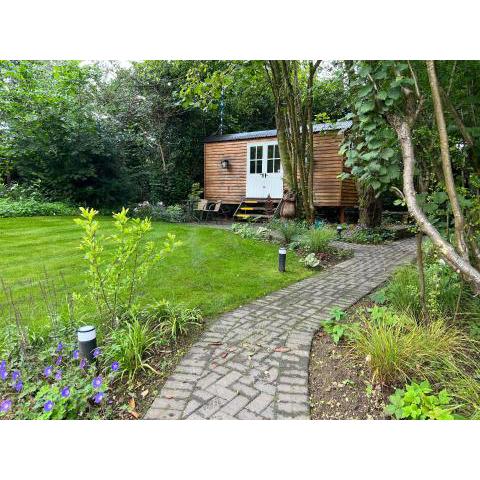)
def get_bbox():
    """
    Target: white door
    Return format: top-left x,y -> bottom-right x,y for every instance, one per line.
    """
246,142 -> 283,198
